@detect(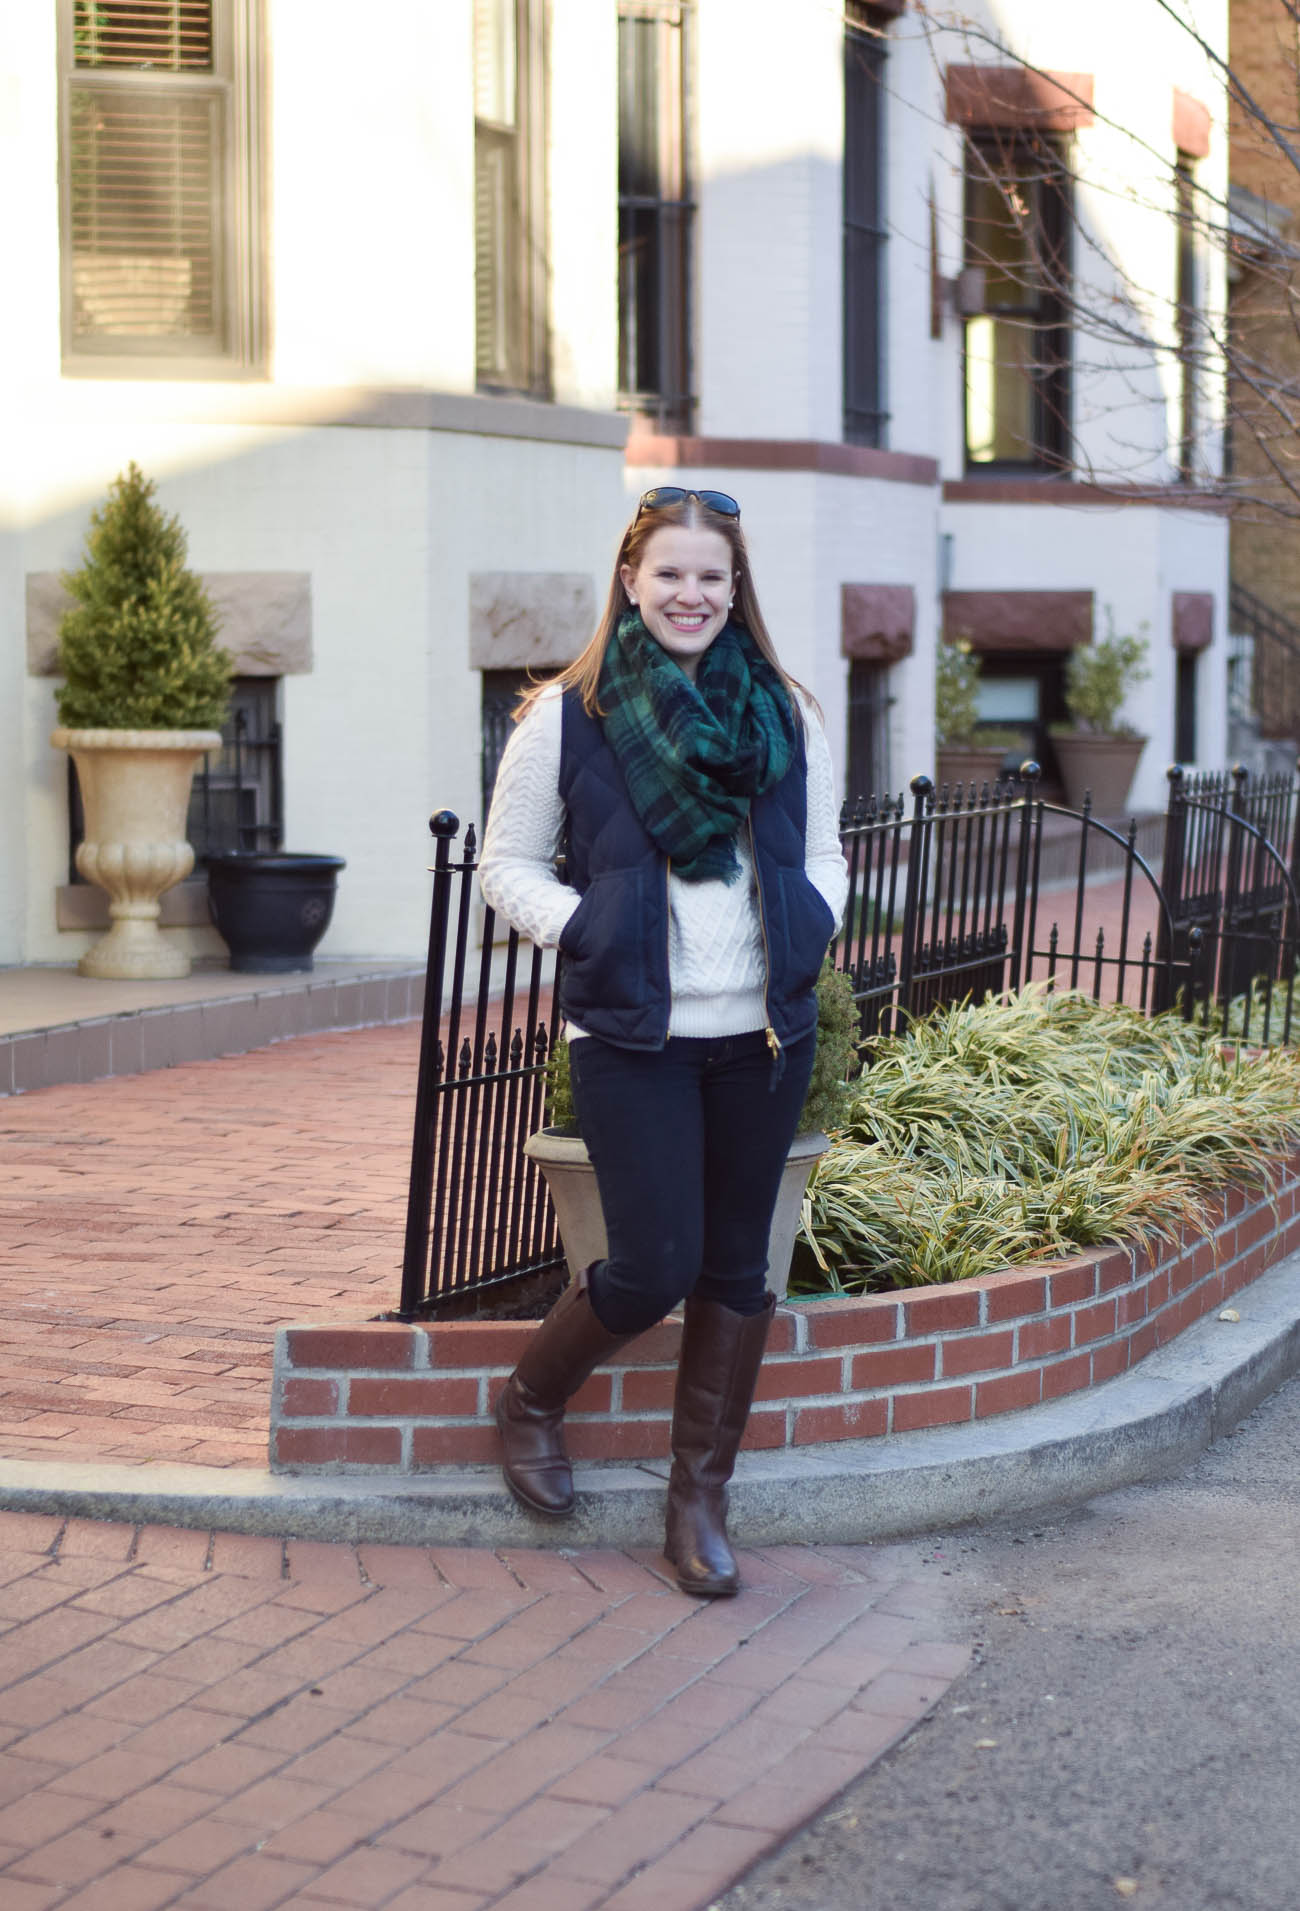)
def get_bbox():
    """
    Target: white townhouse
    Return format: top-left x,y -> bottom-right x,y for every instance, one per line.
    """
0,0 -> 1230,971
